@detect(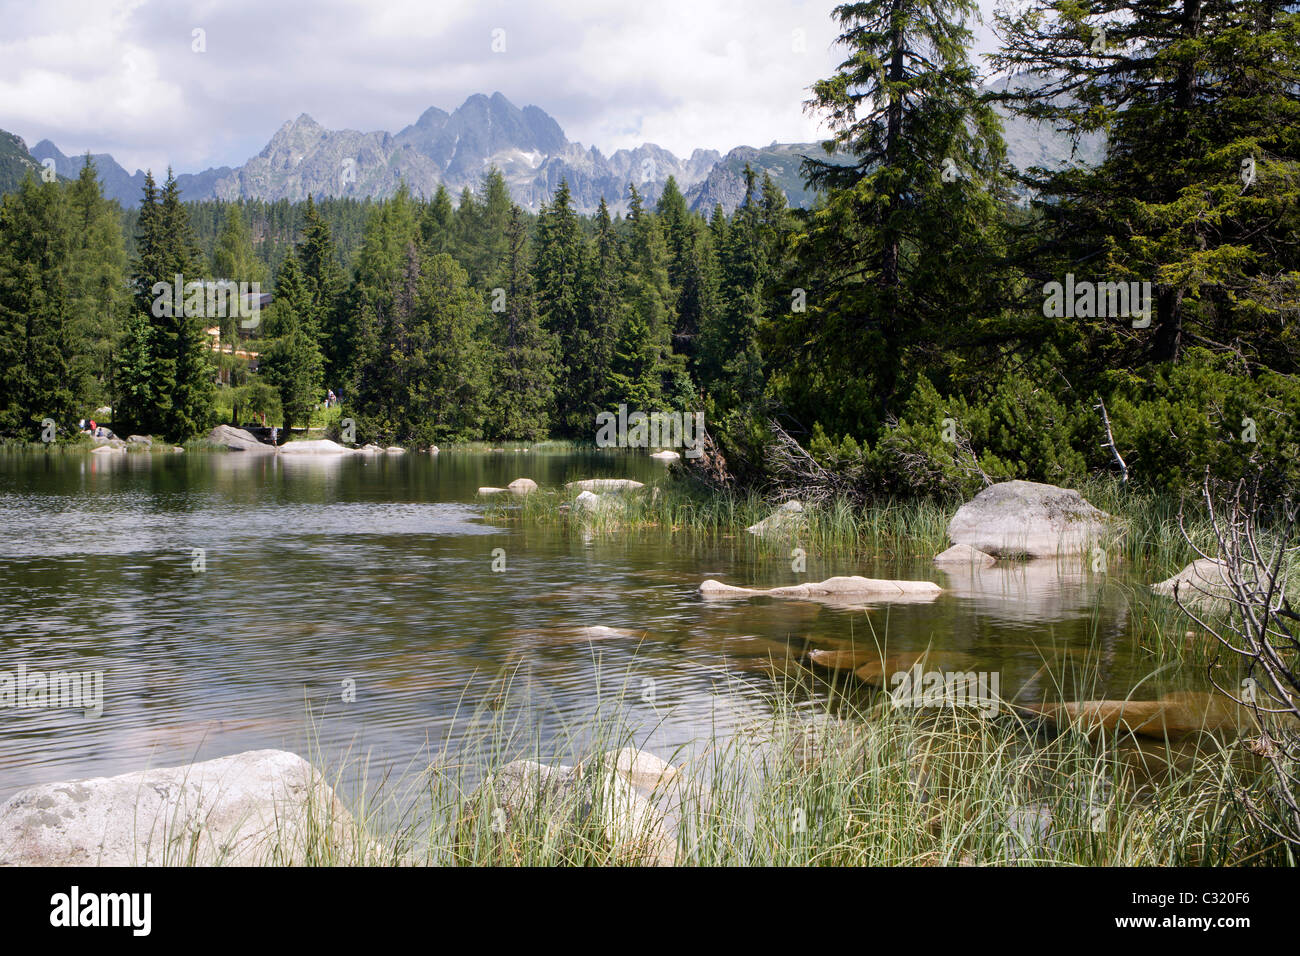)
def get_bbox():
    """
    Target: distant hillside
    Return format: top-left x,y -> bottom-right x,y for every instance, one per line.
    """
0,130 -> 46,194
686,143 -> 844,214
